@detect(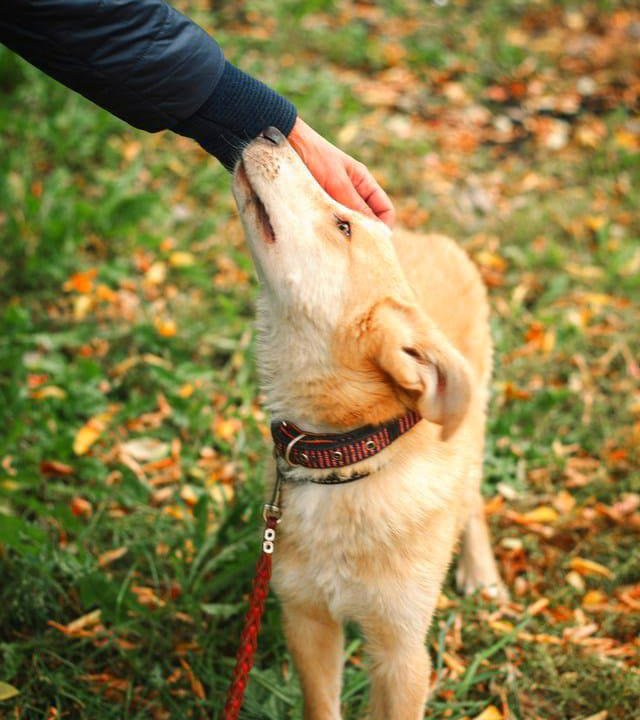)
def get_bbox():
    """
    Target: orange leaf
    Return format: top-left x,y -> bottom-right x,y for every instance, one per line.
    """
63,268 -> 97,294
98,547 -> 128,568
568,557 -> 614,579
70,496 -> 93,518
40,460 -> 74,476
154,317 -> 177,338
178,659 -> 205,700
